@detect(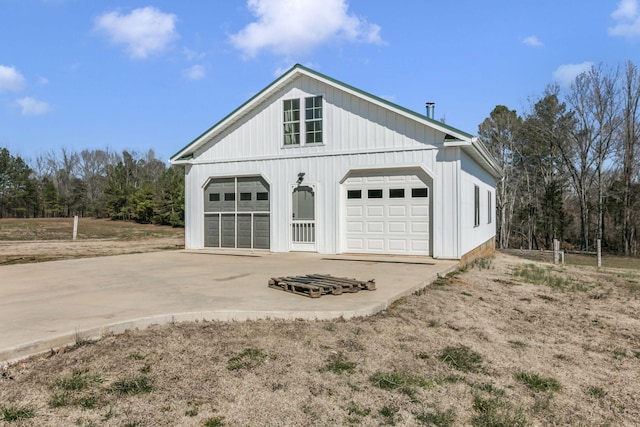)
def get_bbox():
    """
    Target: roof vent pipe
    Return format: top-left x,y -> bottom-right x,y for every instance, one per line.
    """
425,102 -> 435,119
